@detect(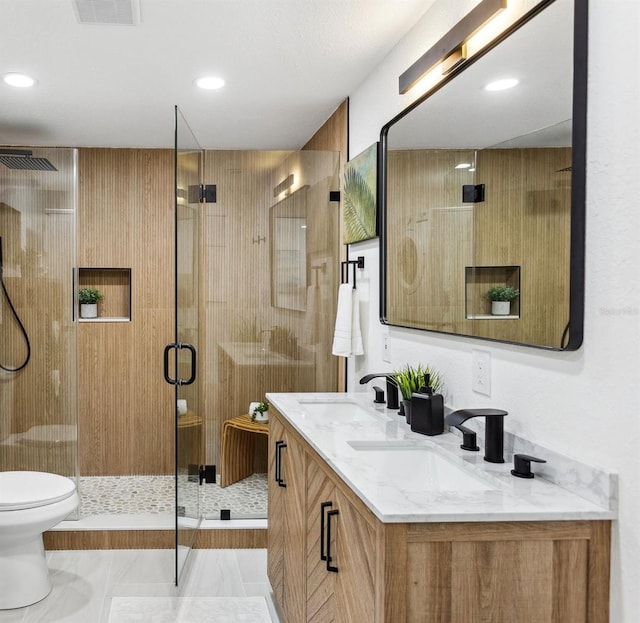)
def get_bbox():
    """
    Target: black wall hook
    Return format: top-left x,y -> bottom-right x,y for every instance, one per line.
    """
340,256 -> 365,289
